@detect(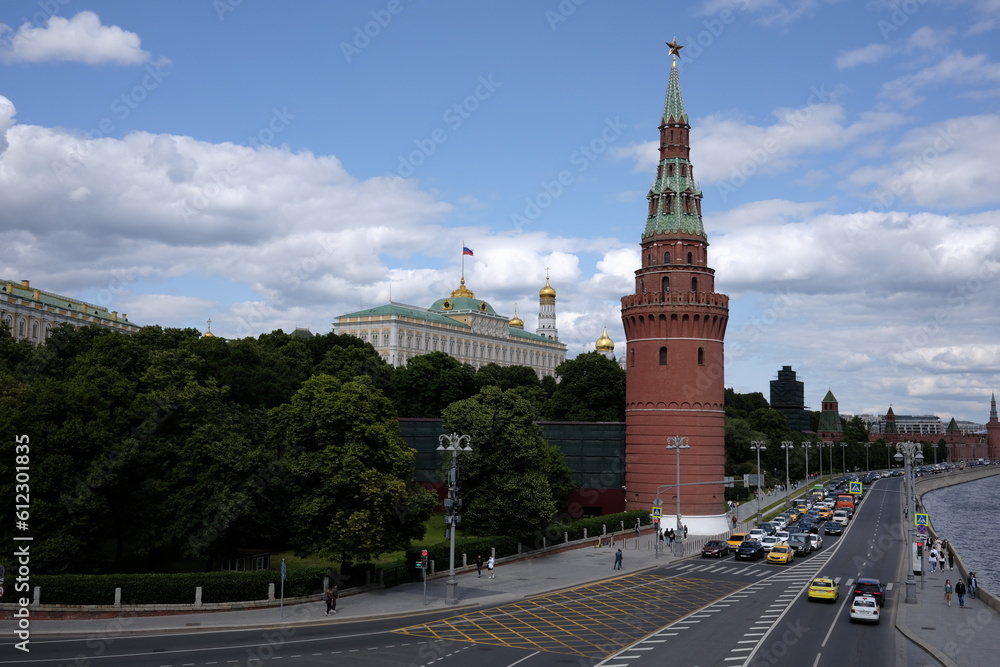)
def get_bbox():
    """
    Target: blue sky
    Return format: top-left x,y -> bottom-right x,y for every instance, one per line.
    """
2,0 -> 999,423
